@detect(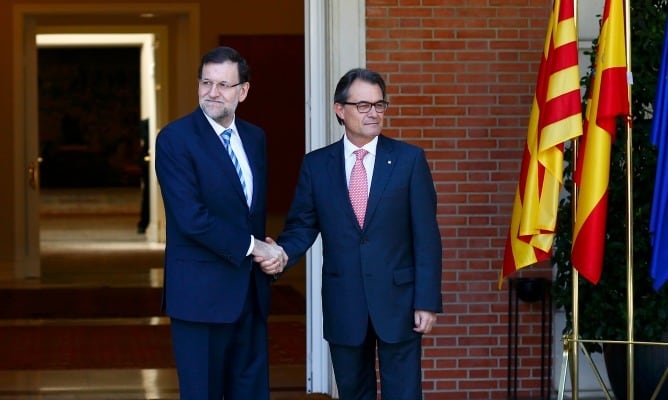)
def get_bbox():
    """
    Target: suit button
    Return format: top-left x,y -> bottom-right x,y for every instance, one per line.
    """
360,238 -> 367,244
